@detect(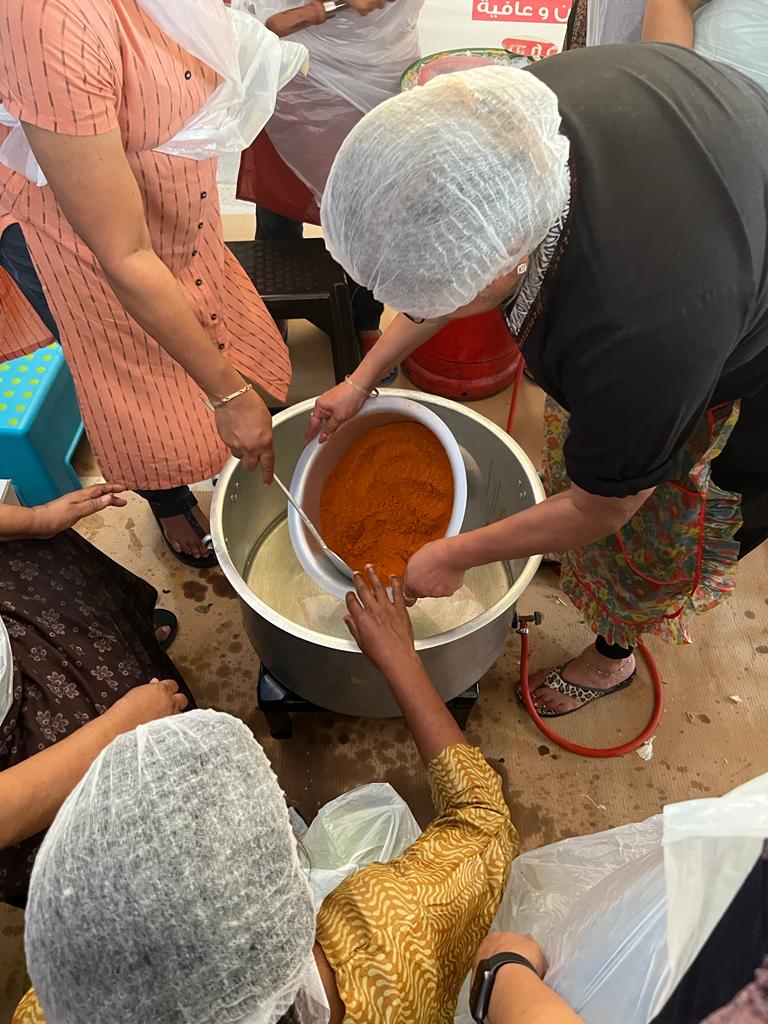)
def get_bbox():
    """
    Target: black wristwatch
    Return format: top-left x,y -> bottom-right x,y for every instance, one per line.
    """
469,952 -> 539,1022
